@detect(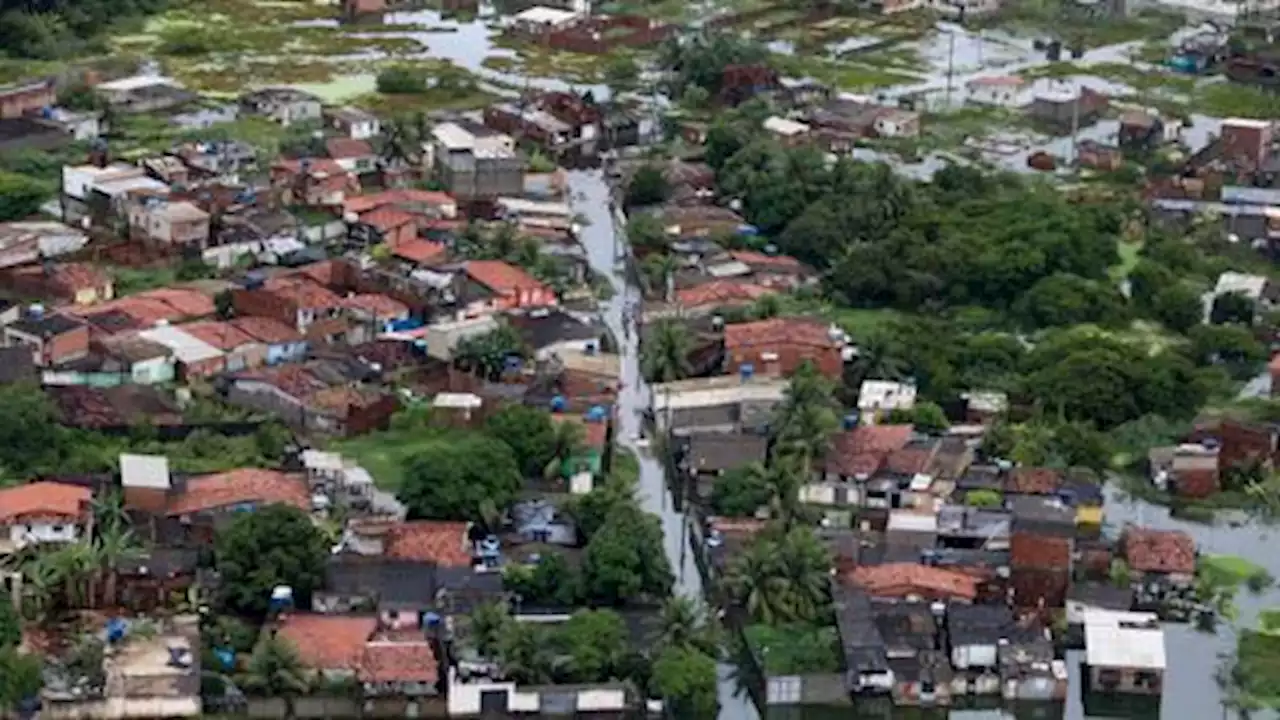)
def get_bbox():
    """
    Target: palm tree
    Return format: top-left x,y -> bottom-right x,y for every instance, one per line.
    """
242,636 -> 311,719
762,460 -> 806,528
659,597 -> 720,657
19,554 -> 59,624
774,362 -> 839,470
850,330 -> 908,384
642,254 -> 679,302
498,621 -> 553,685
45,541 -> 94,609
775,526 -> 832,624
723,539 -> 789,625
469,601 -> 511,659
544,421 -> 588,480
97,524 -> 143,609
640,319 -> 693,383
